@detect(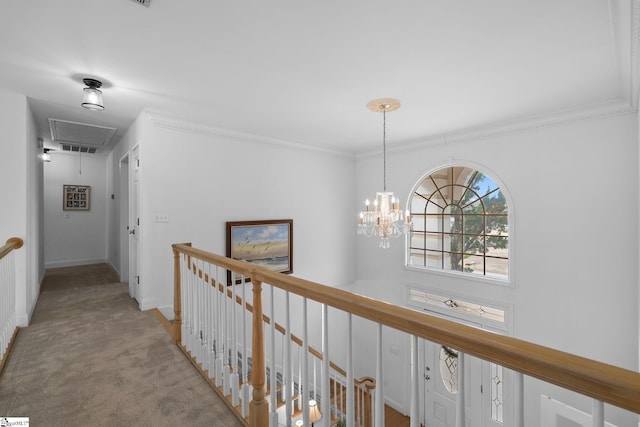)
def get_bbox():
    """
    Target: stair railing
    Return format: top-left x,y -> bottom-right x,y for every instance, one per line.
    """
174,245 -> 376,427
173,242 -> 640,427
0,237 -> 24,375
